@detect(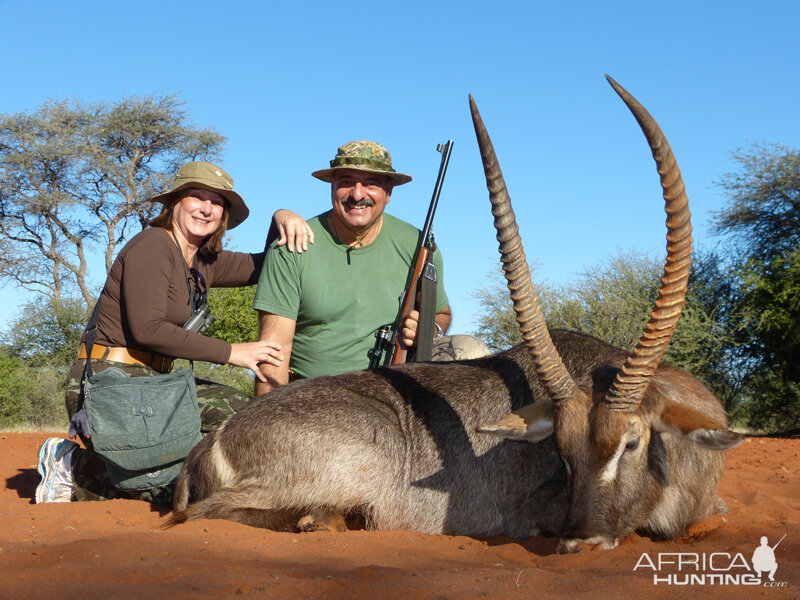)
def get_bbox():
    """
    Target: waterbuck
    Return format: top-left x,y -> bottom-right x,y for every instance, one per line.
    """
167,76 -> 742,552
